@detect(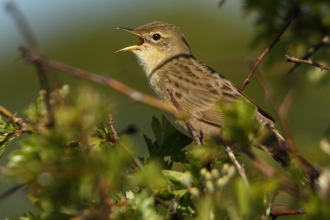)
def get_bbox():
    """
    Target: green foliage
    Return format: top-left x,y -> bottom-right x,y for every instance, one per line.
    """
1,83 -> 330,219
0,115 -> 19,157
144,115 -> 192,169
2,1 -> 330,219
218,98 -> 260,148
